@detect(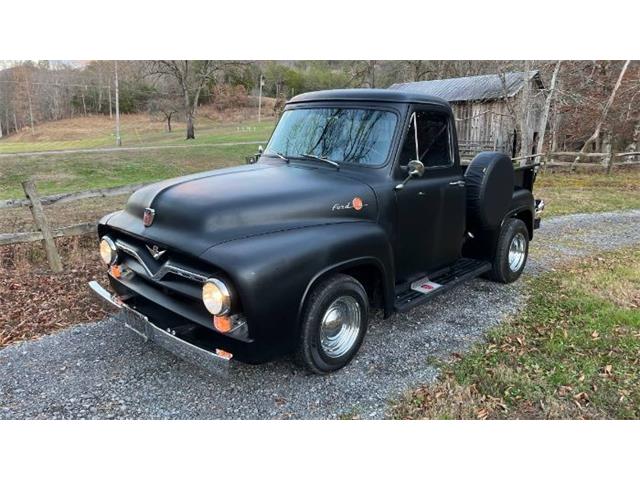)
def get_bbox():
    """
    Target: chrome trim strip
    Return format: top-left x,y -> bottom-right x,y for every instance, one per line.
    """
163,264 -> 207,283
114,239 -> 207,283
115,239 -> 153,276
89,281 -> 231,376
